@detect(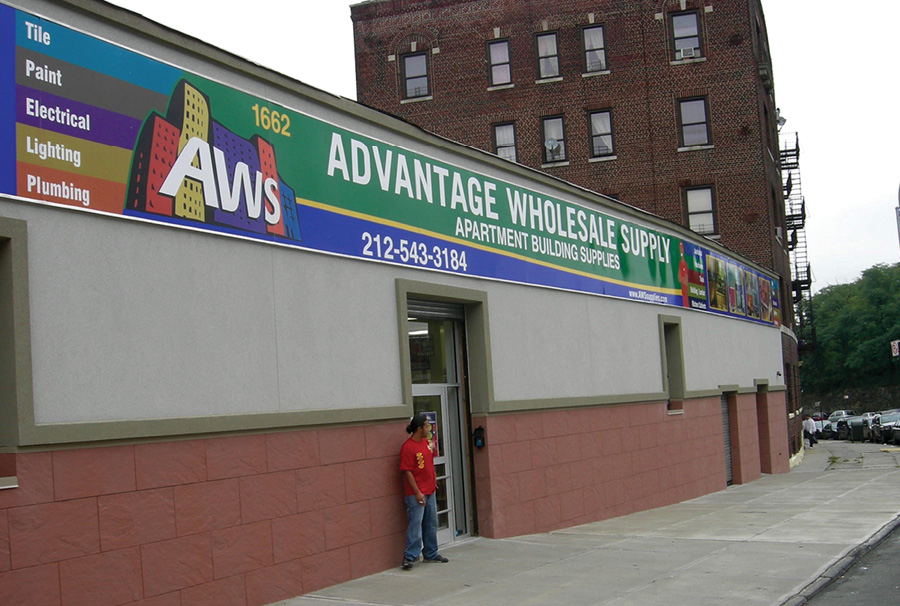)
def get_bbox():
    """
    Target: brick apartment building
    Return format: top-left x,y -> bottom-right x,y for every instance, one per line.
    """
351,0 -> 803,455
